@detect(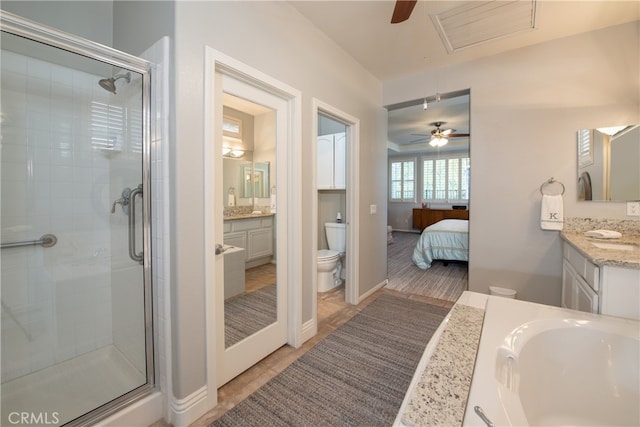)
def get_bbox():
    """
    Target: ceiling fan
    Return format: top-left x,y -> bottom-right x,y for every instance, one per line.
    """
391,0 -> 418,24
410,122 -> 470,147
